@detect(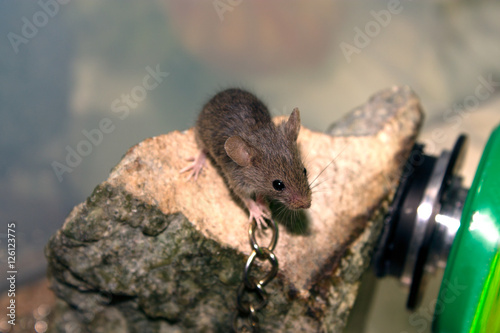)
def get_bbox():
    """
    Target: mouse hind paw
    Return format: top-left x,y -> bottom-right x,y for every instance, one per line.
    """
180,150 -> 207,181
